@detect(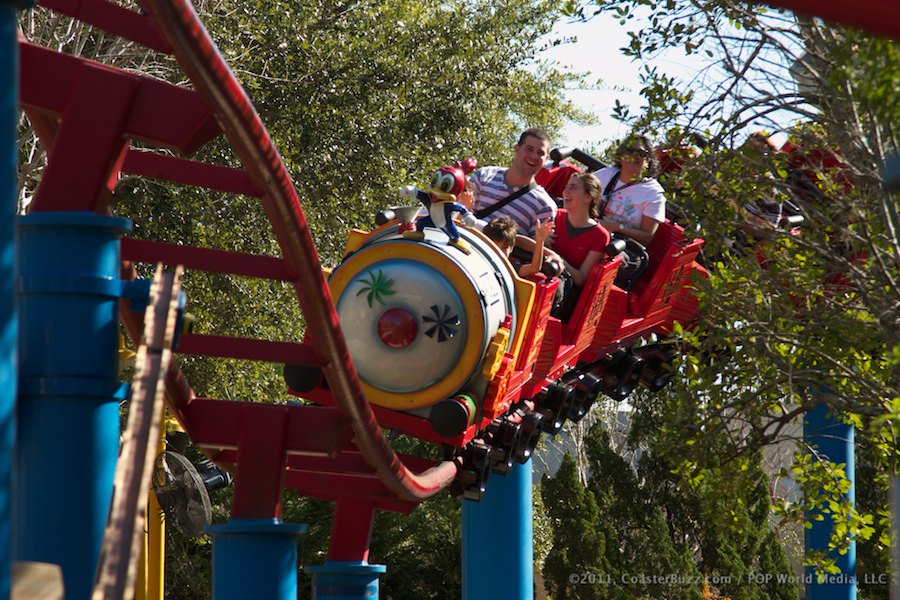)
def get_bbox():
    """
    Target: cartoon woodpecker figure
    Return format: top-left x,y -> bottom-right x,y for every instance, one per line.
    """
402,158 -> 478,253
